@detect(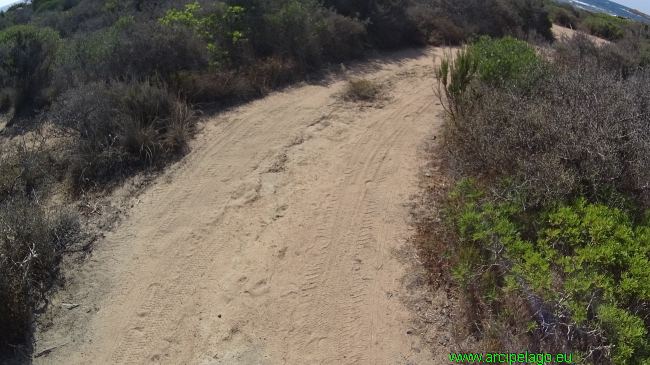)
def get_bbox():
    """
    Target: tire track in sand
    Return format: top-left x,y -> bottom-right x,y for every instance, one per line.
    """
34,48 -> 444,365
